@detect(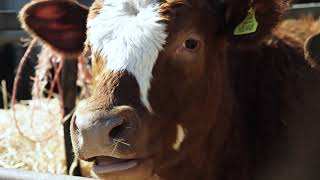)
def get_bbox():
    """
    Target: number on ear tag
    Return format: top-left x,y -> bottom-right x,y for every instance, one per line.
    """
234,7 -> 259,36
